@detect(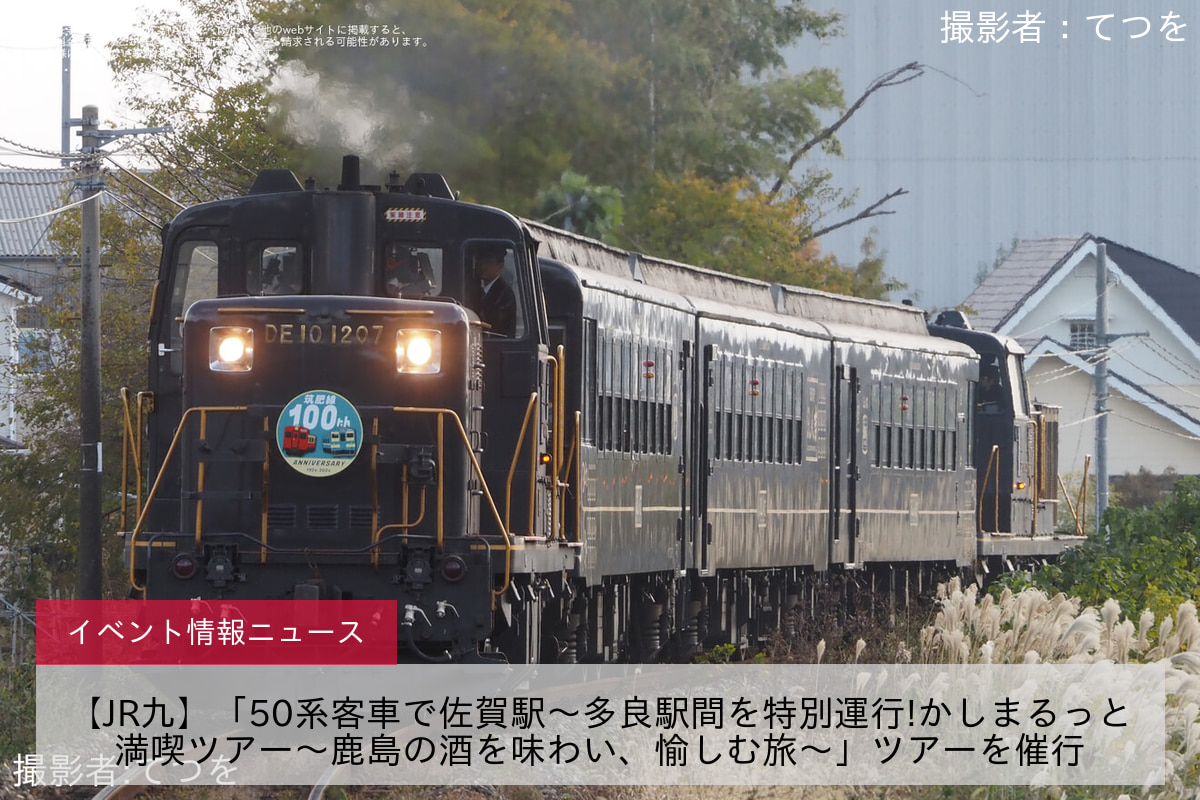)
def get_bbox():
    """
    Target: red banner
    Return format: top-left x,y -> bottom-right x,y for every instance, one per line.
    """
36,600 -> 398,665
